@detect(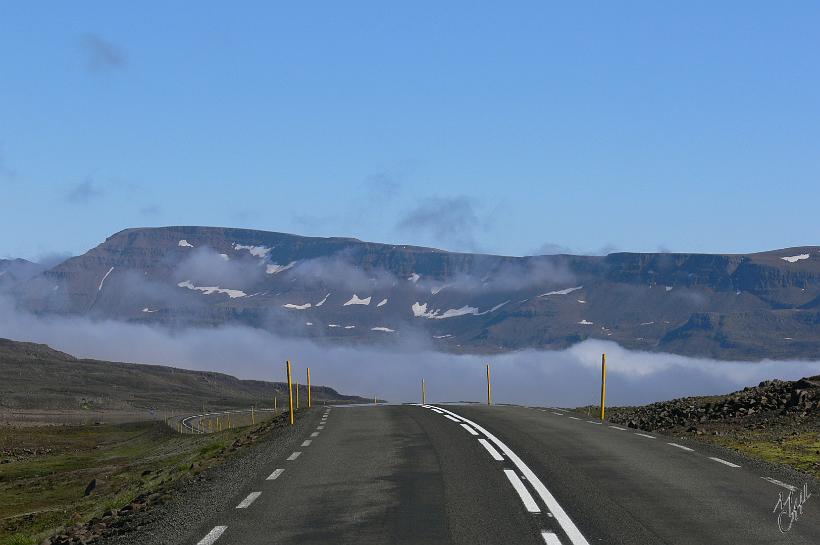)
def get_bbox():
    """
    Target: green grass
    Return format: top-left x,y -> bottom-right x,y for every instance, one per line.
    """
0,419 -> 266,544
704,431 -> 820,479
